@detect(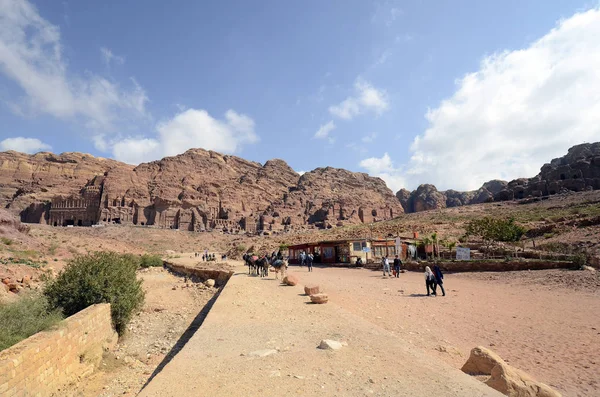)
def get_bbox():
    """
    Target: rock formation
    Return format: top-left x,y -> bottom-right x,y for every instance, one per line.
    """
462,346 -> 561,397
396,142 -> 600,213
494,142 -> 600,201
0,149 -> 403,232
